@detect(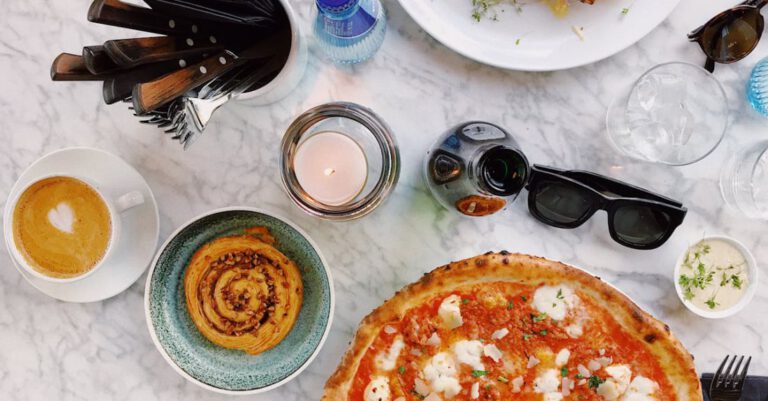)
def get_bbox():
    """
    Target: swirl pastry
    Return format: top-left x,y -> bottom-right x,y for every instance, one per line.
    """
184,228 -> 303,355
